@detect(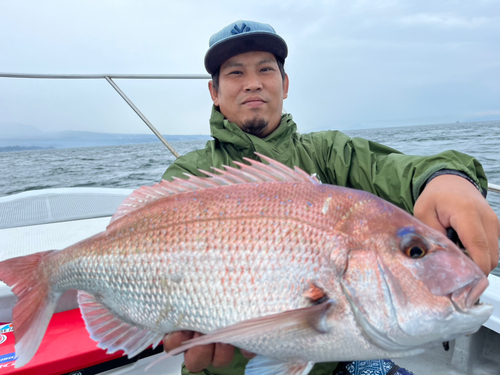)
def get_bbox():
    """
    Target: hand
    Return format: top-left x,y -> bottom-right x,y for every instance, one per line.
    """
163,331 -> 256,372
414,174 -> 500,275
